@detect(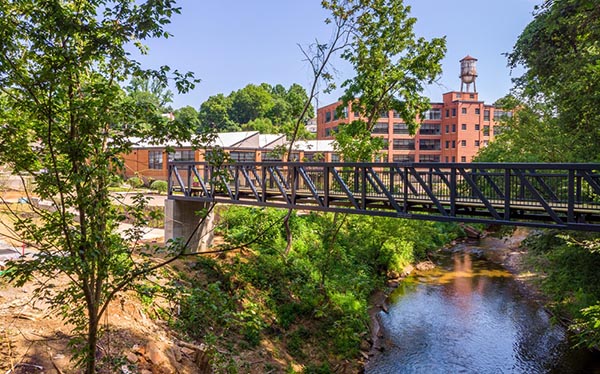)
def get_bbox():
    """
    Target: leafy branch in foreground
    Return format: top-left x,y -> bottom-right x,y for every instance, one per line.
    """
0,1 -> 208,372
325,0 -> 446,161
